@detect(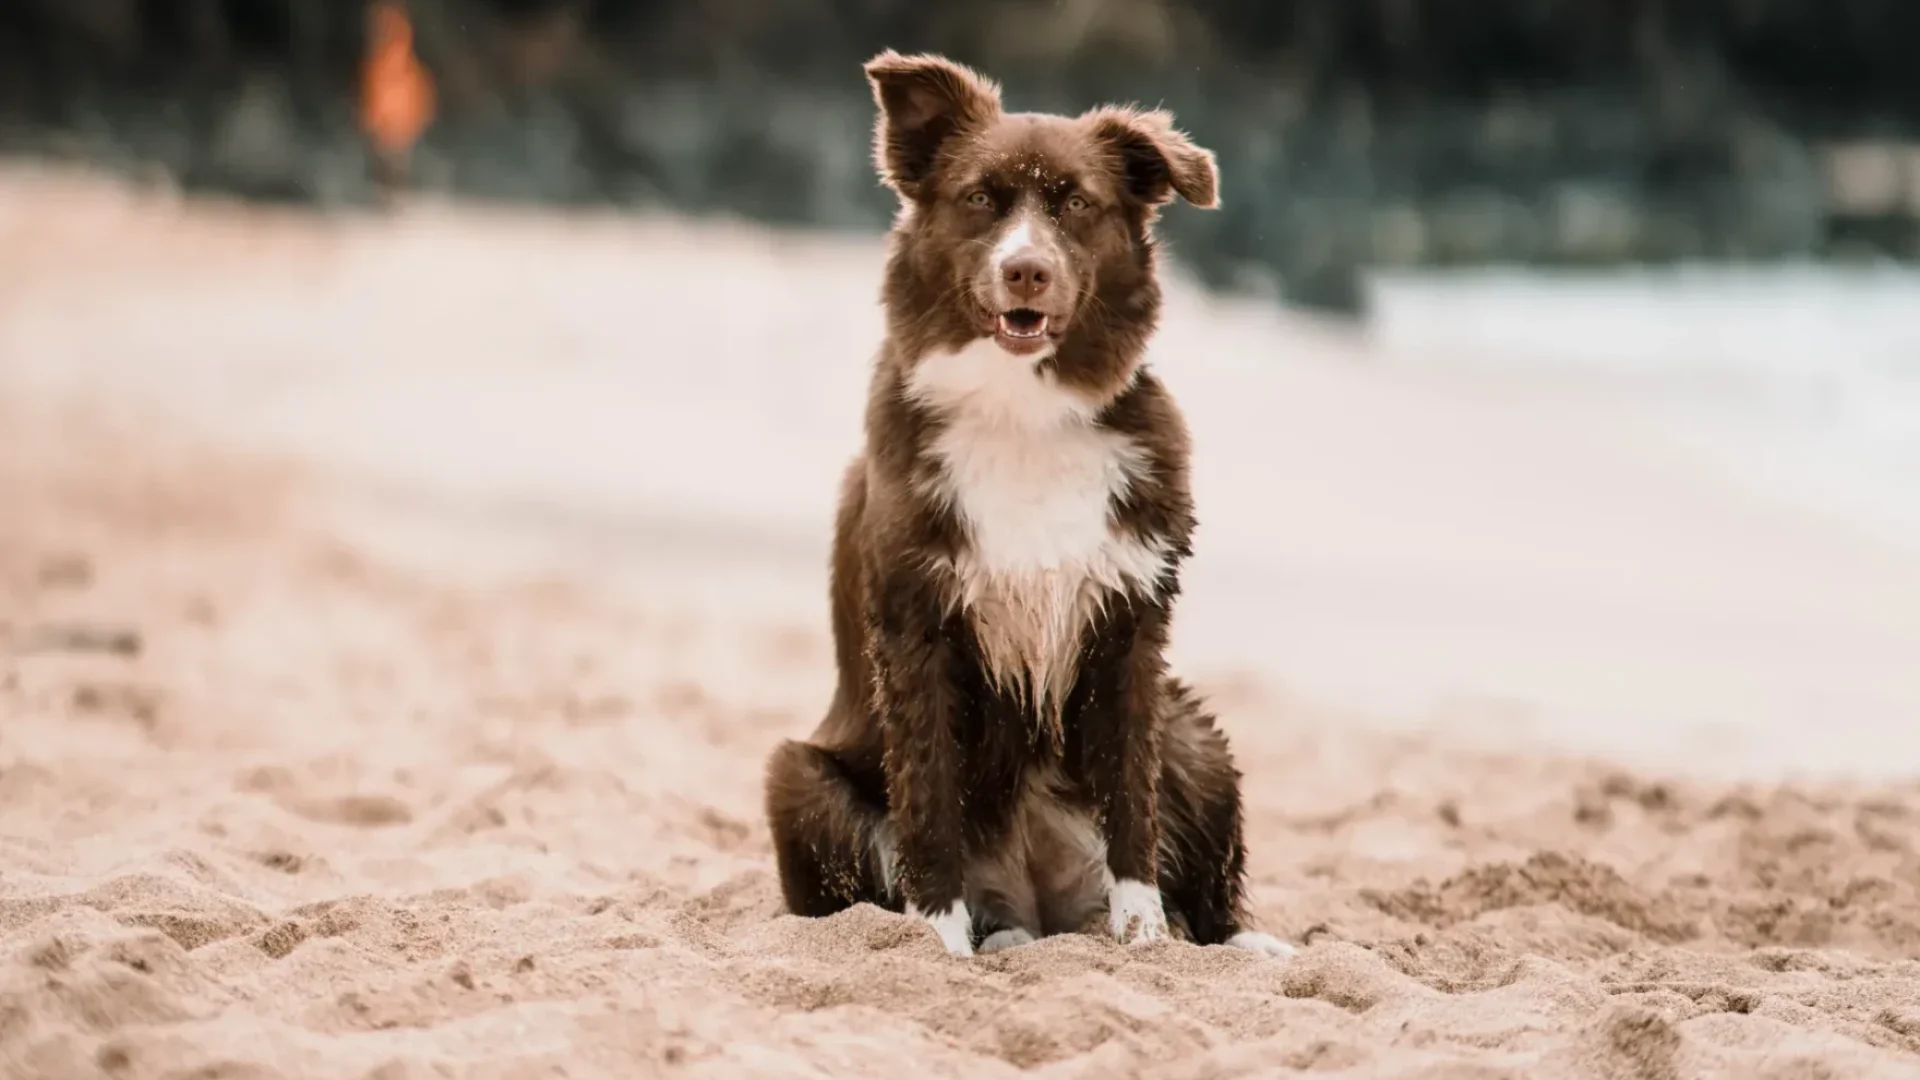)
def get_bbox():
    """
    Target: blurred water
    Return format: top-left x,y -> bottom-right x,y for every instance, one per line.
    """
1365,266 -> 1920,552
